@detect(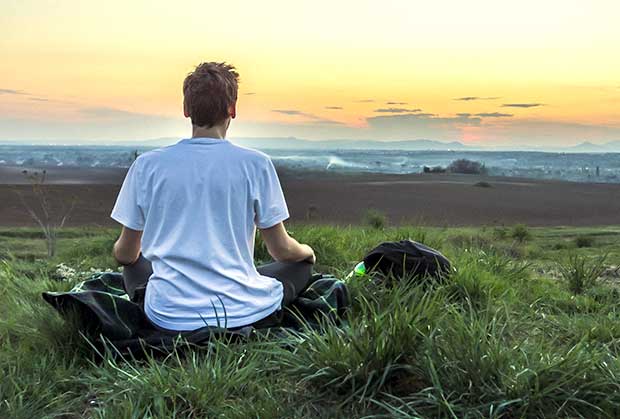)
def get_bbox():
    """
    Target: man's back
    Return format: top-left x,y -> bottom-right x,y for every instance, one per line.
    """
111,137 -> 289,330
